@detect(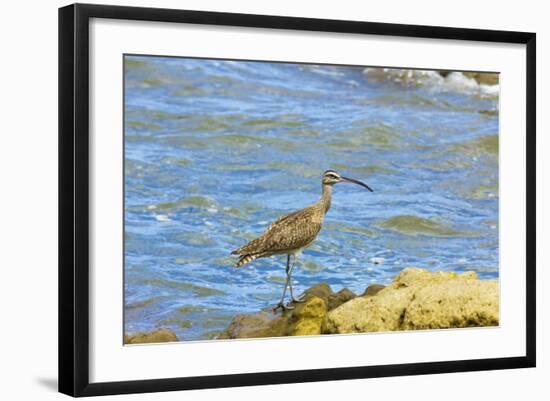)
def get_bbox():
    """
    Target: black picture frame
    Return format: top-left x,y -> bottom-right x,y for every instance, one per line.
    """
59,3 -> 536,397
